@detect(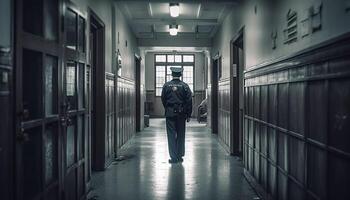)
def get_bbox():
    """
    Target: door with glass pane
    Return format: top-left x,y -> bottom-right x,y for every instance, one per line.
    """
63,3 -> 88,200
15,0 -> 61,199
